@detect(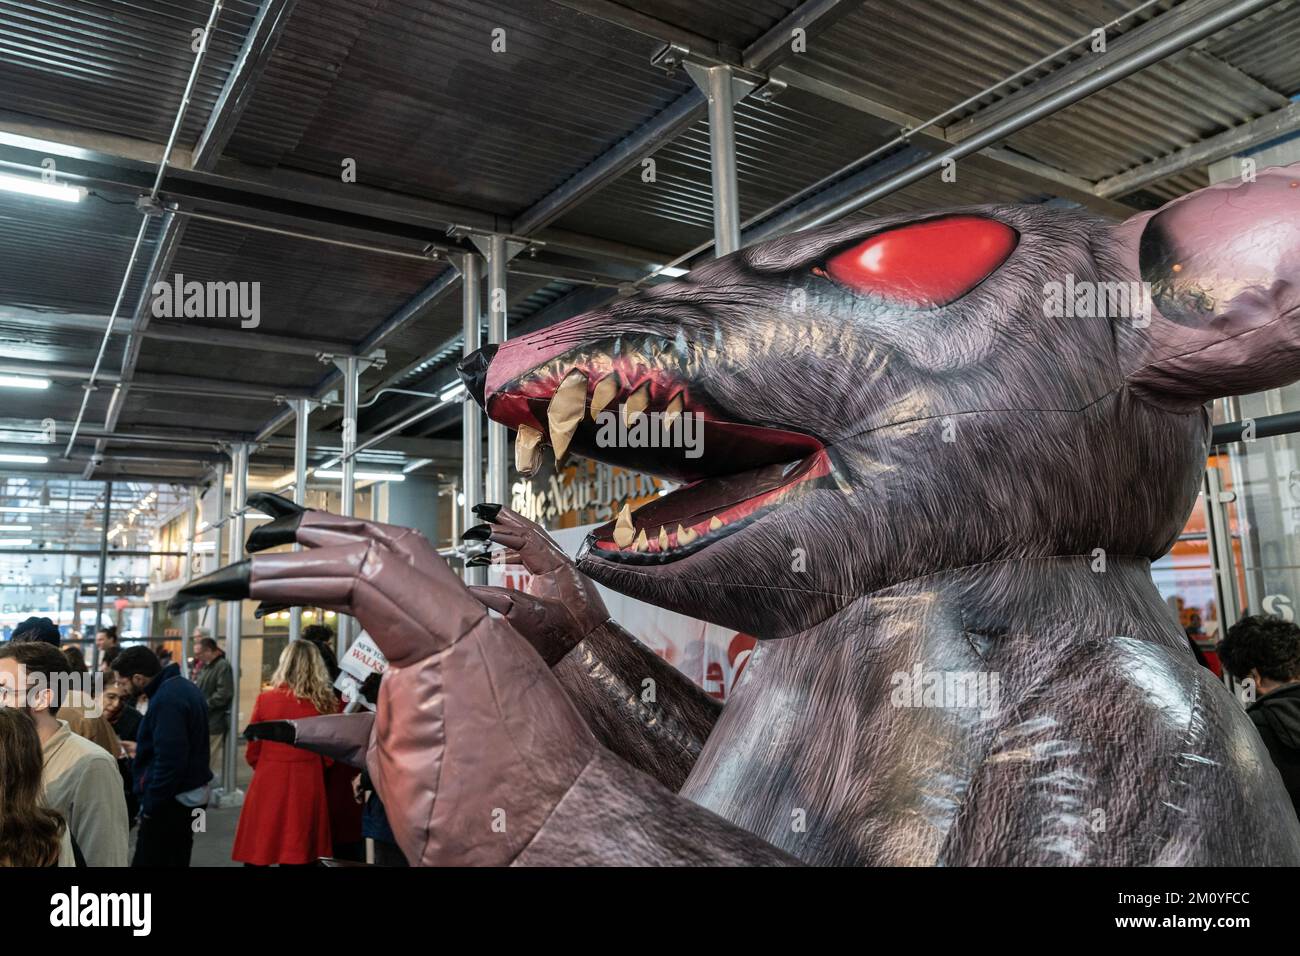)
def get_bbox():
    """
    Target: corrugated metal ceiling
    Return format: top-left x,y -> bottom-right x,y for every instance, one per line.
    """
0,0 -> 261,145
0,0 -> 1296,479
